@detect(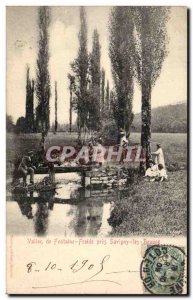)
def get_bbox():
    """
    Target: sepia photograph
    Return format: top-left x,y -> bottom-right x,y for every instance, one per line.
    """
6,5 -> 188,294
